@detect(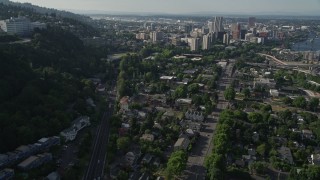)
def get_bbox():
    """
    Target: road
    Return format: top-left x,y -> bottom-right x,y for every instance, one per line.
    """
183,62 -> 234,180
257,53 -> 288,65
83,103 -> 114,180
